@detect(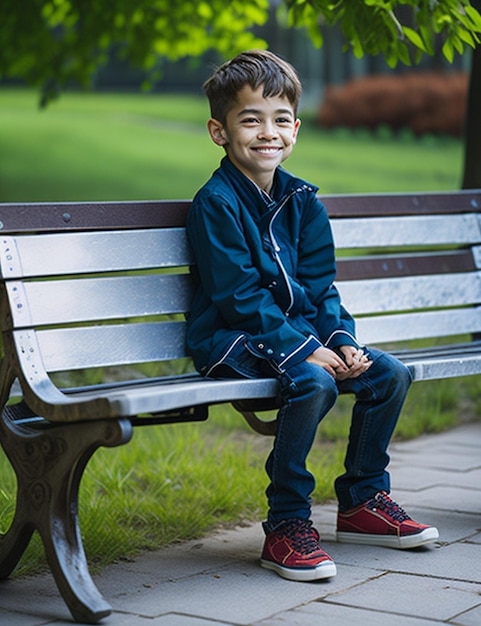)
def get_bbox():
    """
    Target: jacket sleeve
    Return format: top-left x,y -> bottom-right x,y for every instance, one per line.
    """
296,195 -> 361,350
187,190 -> 322,370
